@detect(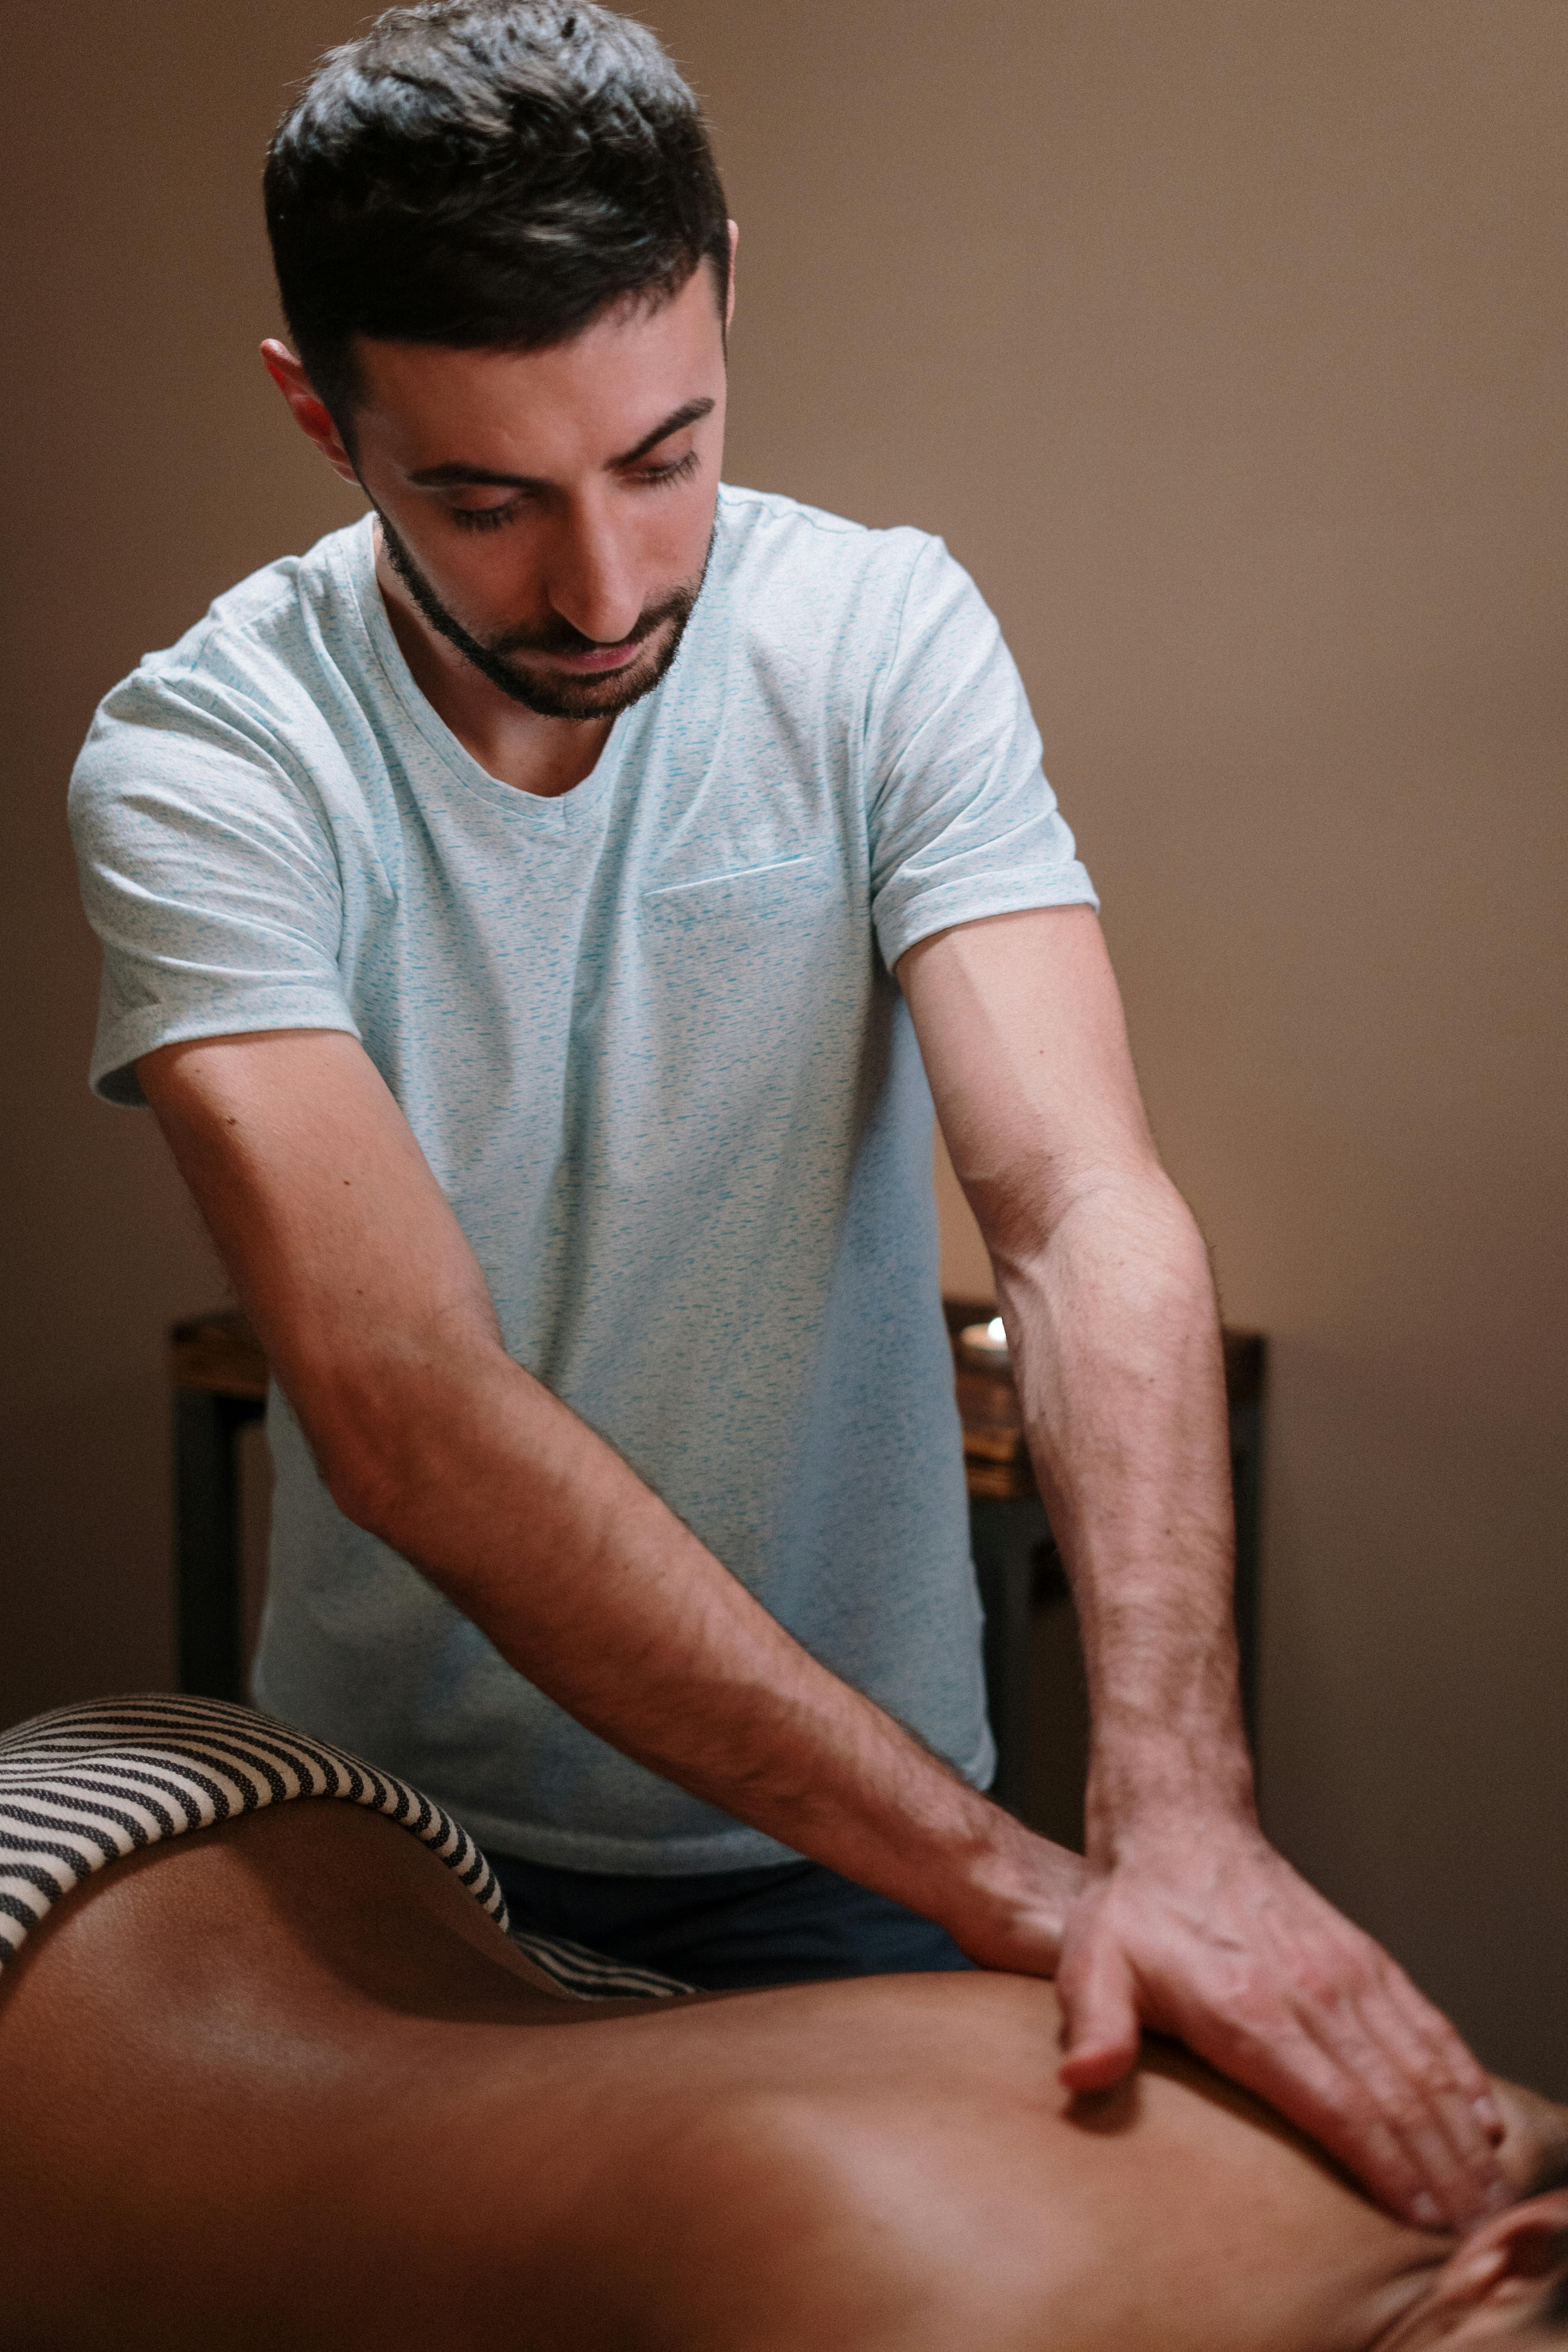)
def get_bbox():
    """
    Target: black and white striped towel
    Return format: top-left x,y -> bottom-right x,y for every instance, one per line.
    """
0,1695 -> 686,2002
